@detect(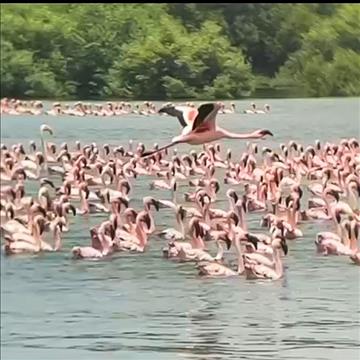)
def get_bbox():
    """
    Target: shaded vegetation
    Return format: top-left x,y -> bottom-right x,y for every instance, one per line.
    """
1,4 -> 359,99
